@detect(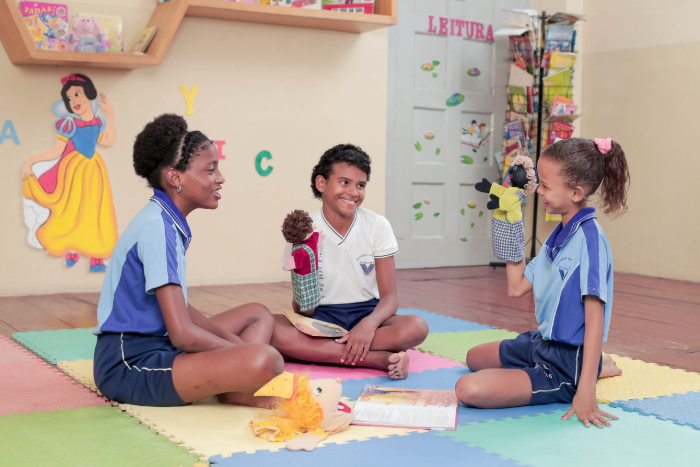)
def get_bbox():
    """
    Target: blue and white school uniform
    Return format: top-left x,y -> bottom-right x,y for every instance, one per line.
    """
308,207 -> 399,330
499,207 -> 613,405
93,189 -> 191,407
